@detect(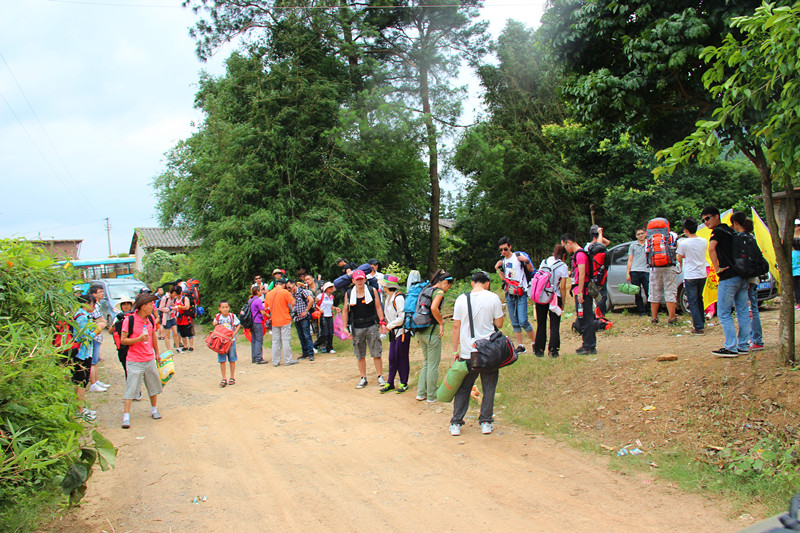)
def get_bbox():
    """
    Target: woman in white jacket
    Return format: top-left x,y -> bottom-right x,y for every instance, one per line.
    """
380,276 -> 410,393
